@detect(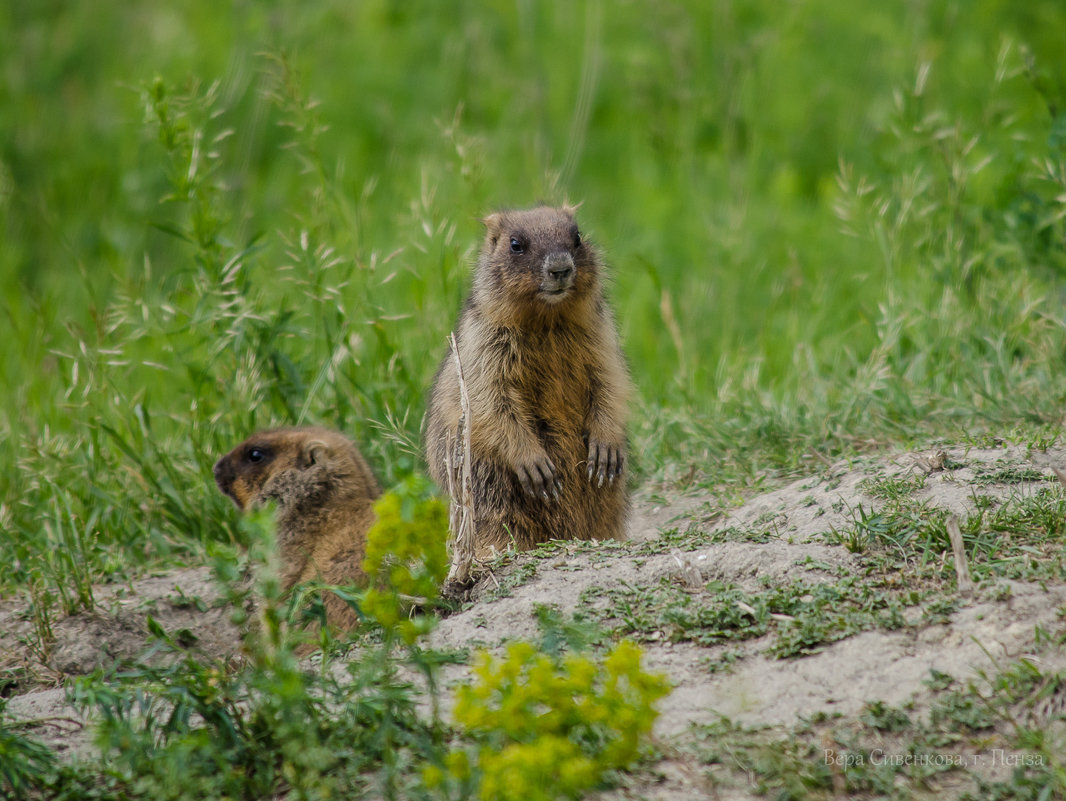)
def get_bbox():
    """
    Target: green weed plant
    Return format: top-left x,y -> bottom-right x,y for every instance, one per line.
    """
361,476 -> 450,645
427,639 -> 670,801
